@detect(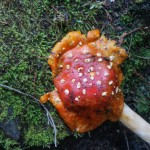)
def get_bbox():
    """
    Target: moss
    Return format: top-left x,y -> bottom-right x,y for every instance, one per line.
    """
0,0 -> 149,149
135,0 -> 145,3
0,131 -> 21,150
121,14 -> 133,24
